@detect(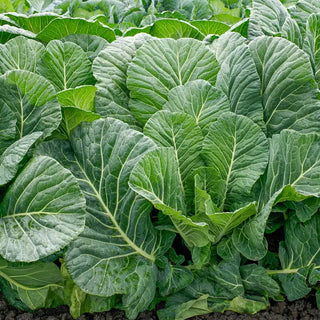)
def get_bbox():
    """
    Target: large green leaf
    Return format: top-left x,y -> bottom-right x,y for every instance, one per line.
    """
202,112 -> 268,211
0,25 -> 36,44
0,155 -> 86,262
149,19 -> 204,40
233,130 -> 320,260
0,36 -> 45,75
0,132 -> 42,186
144,111 -> 204,198
129,147 -> 212,248
56,85 -> 96,111
35,118 -> 172,319
249,0 -> 302,47
38,40 -> 95,91
303,14 -> 320,86
127,38 -> 220,124
190,20 -> 230,35
61,34 -> 108,61
215,33 -> 264,128
163,80 -> 229,135
249,36 -> 320,136
0,70 -> 61,140
5,13 -> 59,33
93,34 -> 151,124
36,17 -> 116,42
0,104 -> 16,154
0,258 -> 62,310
